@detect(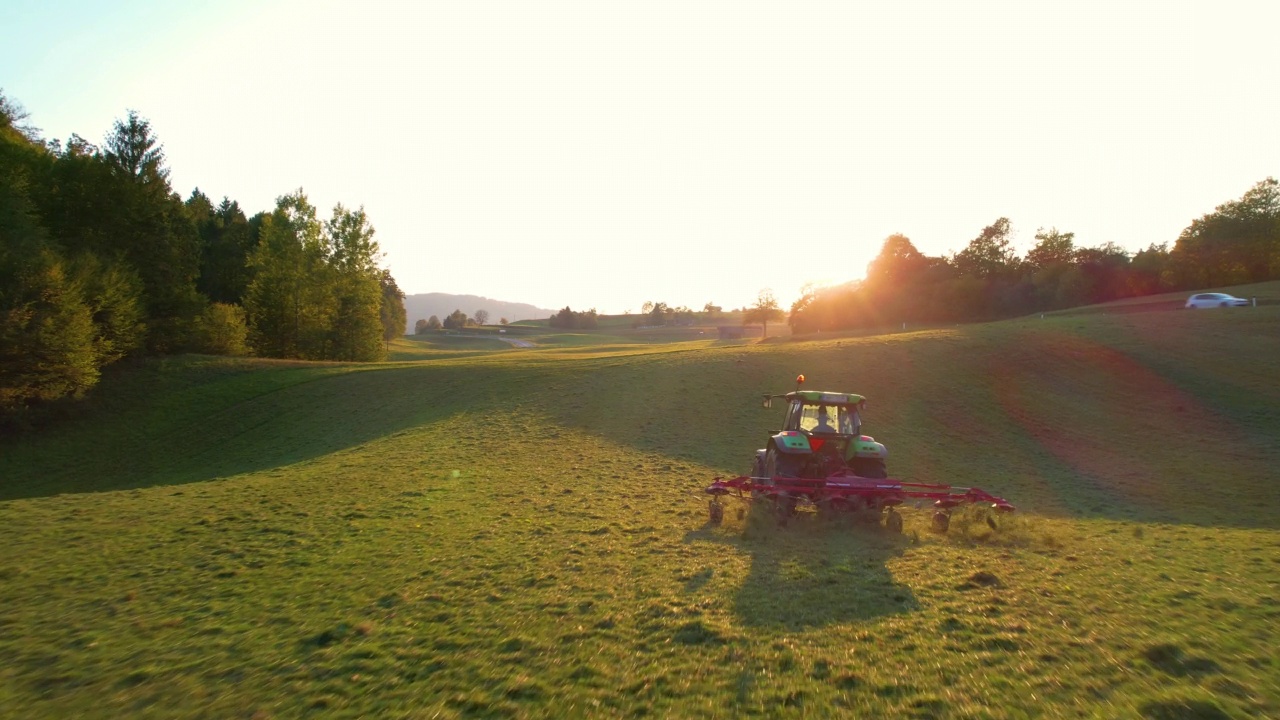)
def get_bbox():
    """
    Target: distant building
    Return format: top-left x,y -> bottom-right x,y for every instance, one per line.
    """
718,325 -> 764,340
